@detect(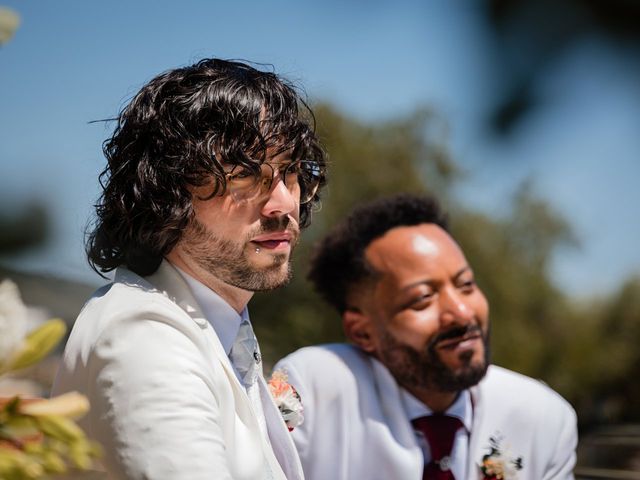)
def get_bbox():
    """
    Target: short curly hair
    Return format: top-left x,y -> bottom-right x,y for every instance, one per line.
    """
87,58 -> 326,277
307,193 -> 448,313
